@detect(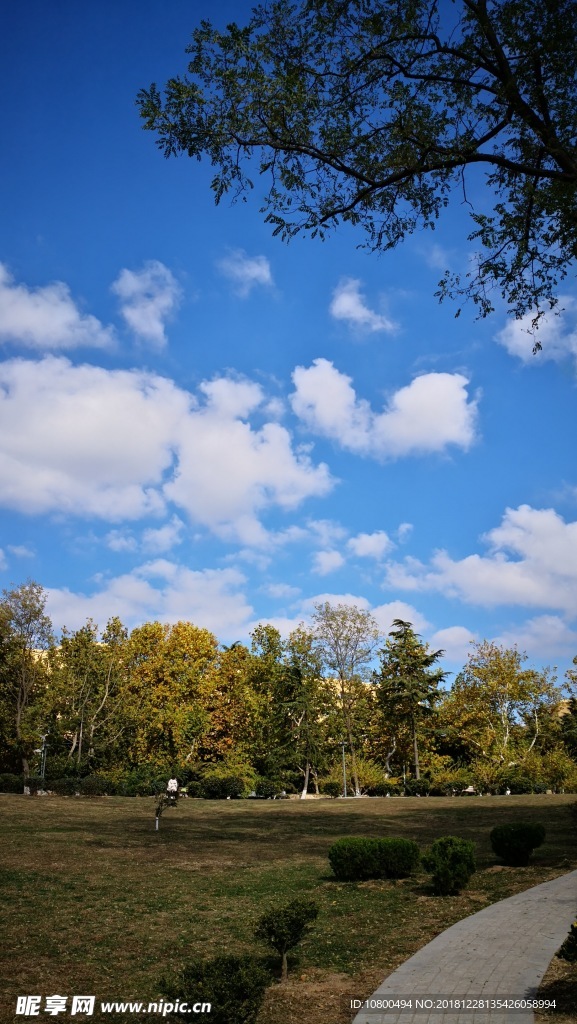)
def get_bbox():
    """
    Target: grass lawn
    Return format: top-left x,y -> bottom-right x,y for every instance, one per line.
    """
1,794 -> 575,1024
